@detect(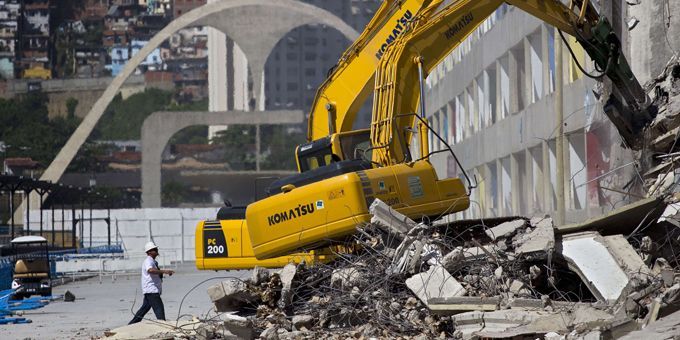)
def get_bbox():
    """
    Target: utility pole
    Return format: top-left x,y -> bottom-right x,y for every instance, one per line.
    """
555,27 -> 566,226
